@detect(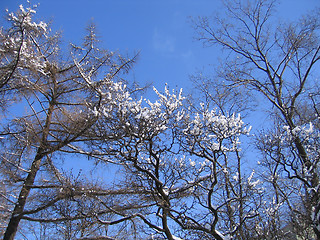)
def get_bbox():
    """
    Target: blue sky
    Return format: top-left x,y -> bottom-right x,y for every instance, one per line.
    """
1,0 -> 319,92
